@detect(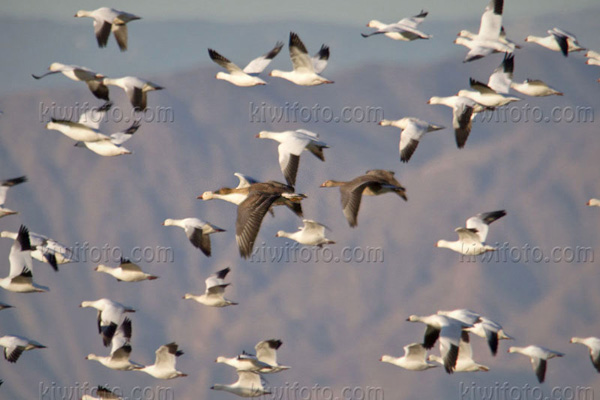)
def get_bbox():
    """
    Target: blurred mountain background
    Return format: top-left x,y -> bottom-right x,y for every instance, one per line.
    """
0,4 -> 599,399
